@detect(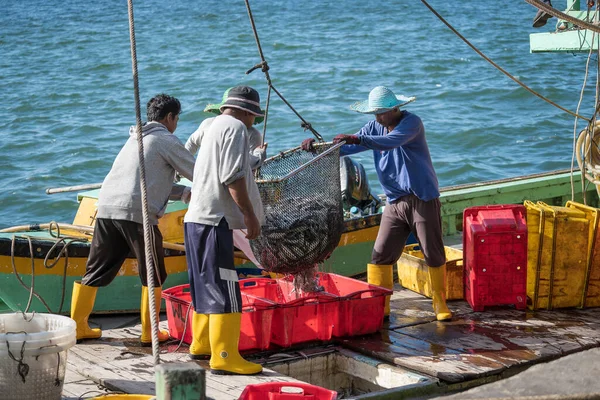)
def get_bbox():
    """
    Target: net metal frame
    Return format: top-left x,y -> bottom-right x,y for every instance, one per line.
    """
250,142 -> 345,274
